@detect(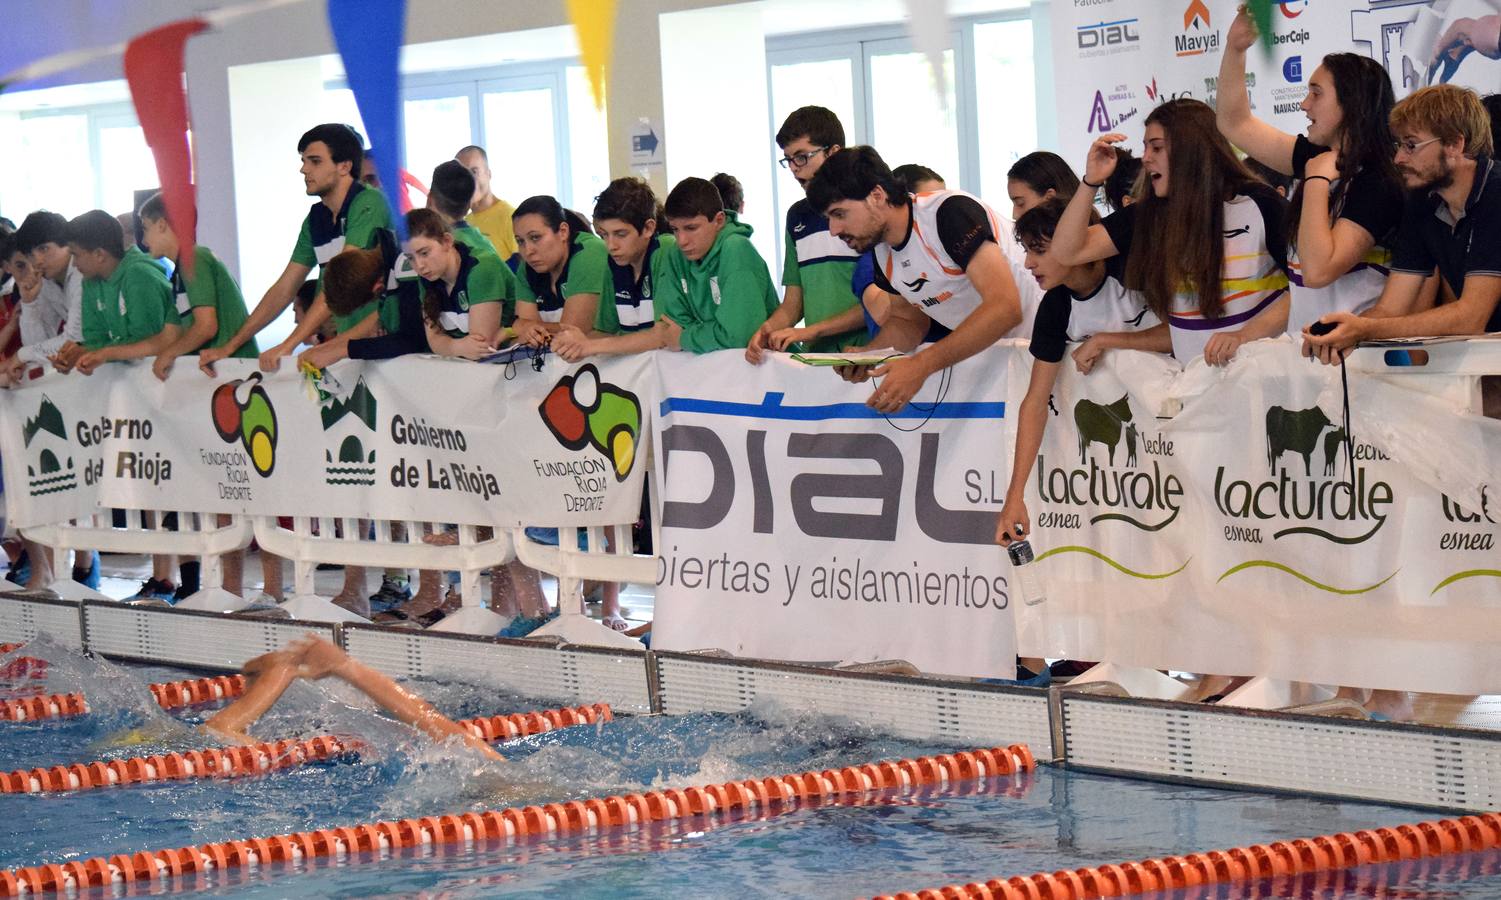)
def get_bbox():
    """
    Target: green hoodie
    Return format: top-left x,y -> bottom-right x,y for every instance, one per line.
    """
80,246 -> 176,349
661,212 -> 777,353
